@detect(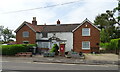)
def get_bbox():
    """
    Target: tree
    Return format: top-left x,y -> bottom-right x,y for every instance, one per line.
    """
100,29 -> 110,43
0,26 -> 4,41
114,0 -> 120,25
94,1 -> 120,42
94,13 -> 118,42
2,28 -> 15,42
